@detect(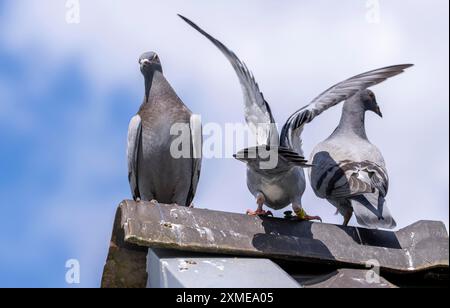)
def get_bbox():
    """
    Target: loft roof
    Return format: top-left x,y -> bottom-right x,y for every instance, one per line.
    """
101,200 -> 449,288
